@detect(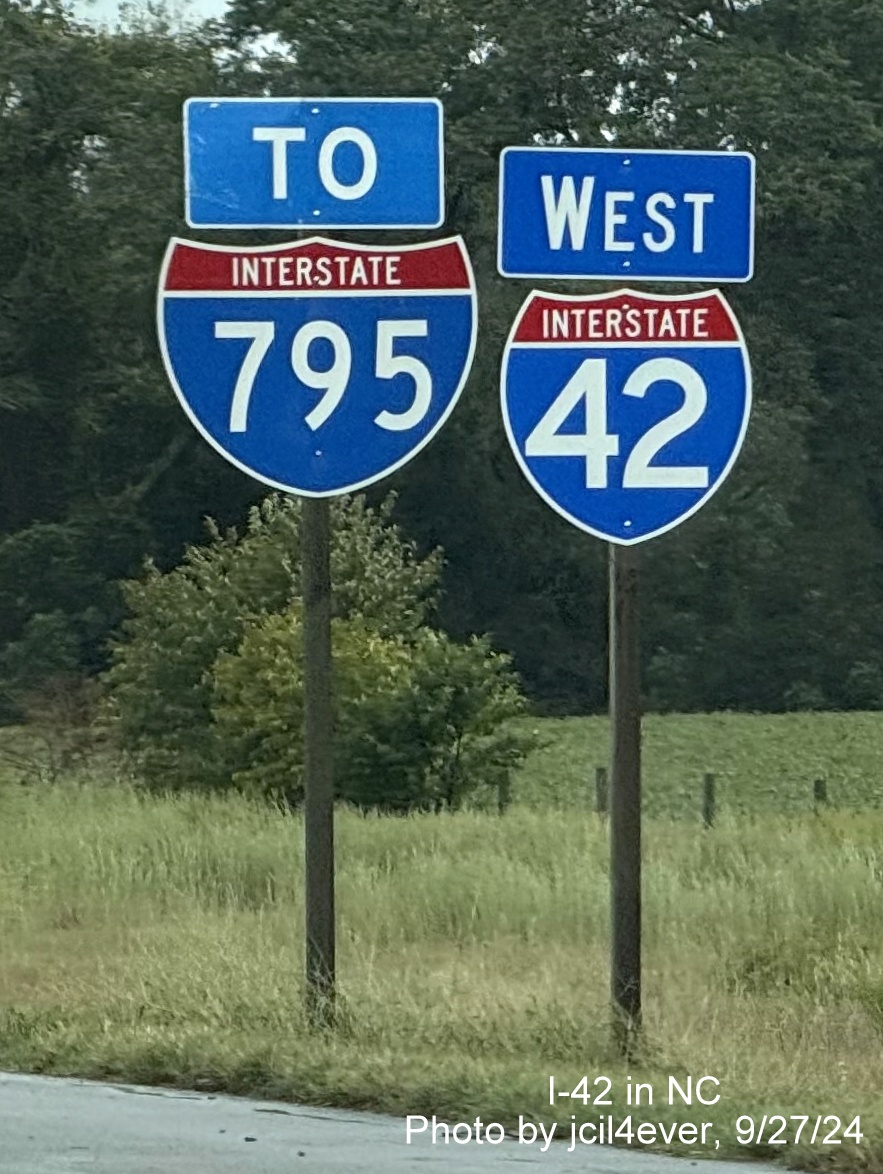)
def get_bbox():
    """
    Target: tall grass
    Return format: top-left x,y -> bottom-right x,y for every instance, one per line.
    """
0,777 -> 880,1169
